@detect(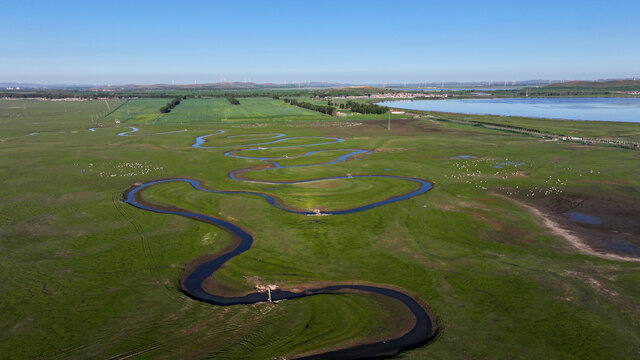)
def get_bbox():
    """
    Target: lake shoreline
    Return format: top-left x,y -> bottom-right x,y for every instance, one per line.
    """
377,97 -> 640,123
